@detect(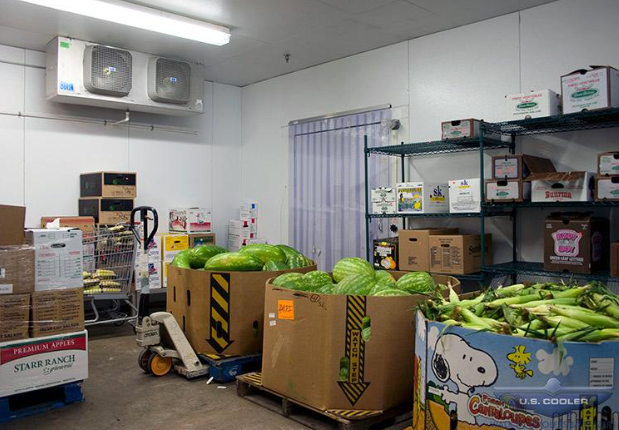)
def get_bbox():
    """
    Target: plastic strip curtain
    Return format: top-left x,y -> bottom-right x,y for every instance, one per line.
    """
289,109 -> 392,270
